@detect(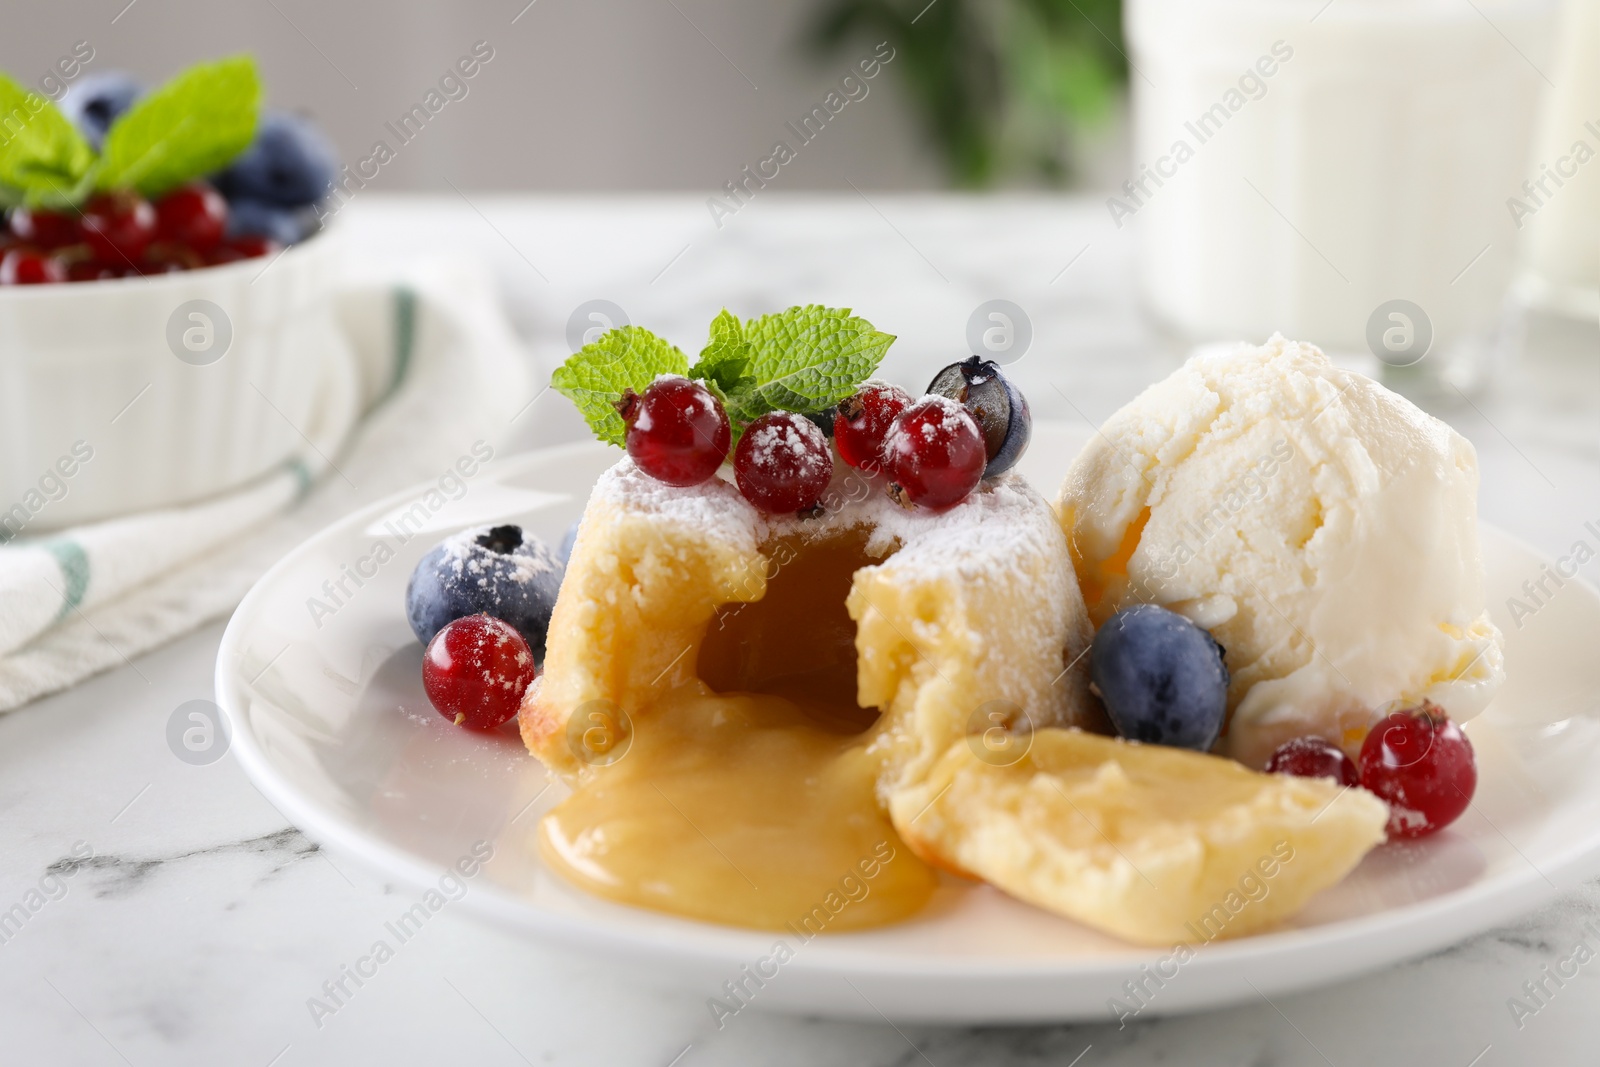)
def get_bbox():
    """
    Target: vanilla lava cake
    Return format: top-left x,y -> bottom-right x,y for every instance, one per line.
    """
482,308 -> 1389,944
